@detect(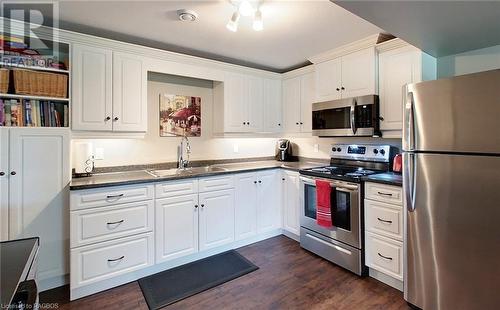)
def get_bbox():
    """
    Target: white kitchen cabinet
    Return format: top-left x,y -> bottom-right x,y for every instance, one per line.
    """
72,45 -> 147,133
247,75 -> 264,132
72,44 -> 113,131
0,129 -> 9,241
234,173 -> 258,240
220,72 -> 247,132
377,40 -> 436,137
112,52 -> 147,132
155,194 -> 199,263
6,128 -> 70,290
282,170 -> 300,237
313,47 -> 377,101
315,58 -> 342,102
256,170 -> 281,233
282,71 -> 314,133
199,189 -> 235,251
263,78 -> 283,132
